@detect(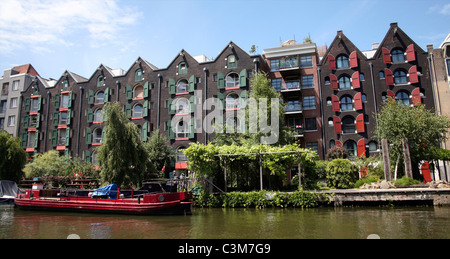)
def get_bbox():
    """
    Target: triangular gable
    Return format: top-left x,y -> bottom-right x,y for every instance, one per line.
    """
319,30 -> 367,66
373,23 -> 426,60
122,56 -> 159,78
